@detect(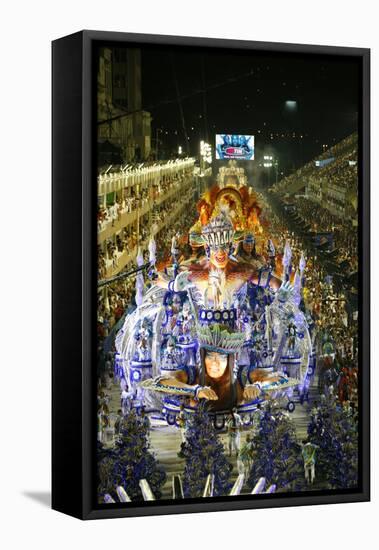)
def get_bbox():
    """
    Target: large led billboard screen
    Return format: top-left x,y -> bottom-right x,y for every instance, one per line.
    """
215,134 -> 255,160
